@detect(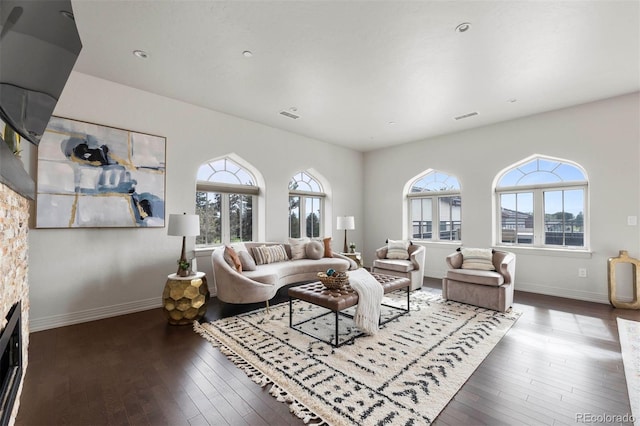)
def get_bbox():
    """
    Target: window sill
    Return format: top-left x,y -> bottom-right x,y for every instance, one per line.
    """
494,245 -> 592,259
194,246 -> 218,256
